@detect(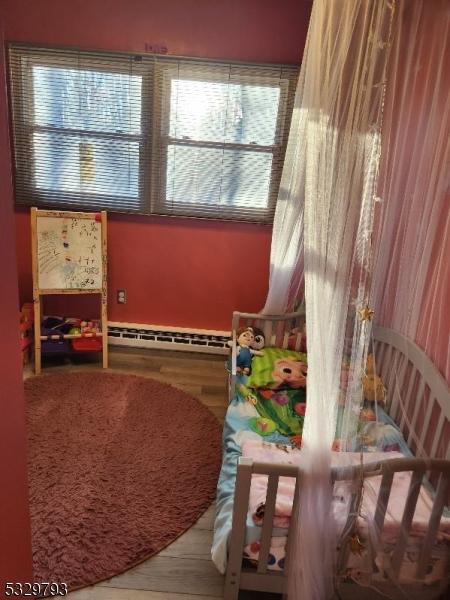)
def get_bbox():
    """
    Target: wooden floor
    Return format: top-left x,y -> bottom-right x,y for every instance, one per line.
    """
25,346 -> 230,600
